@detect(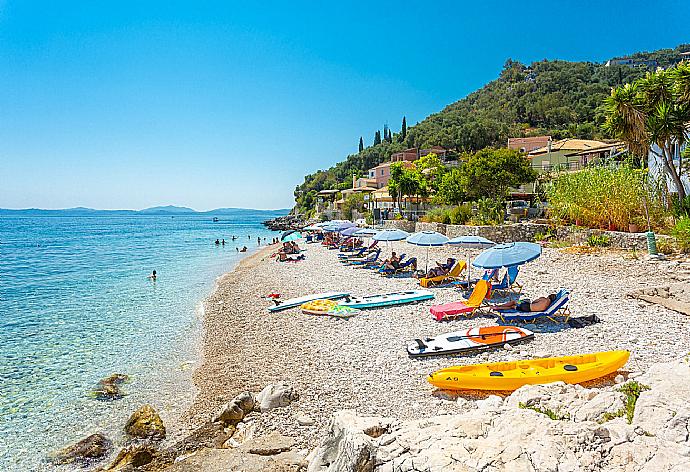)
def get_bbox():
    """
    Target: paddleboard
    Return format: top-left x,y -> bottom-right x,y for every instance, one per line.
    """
268,292 -> 350,312
428,350 -> 630,391
407,326 -> 534,357
339,290 -> 434,309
